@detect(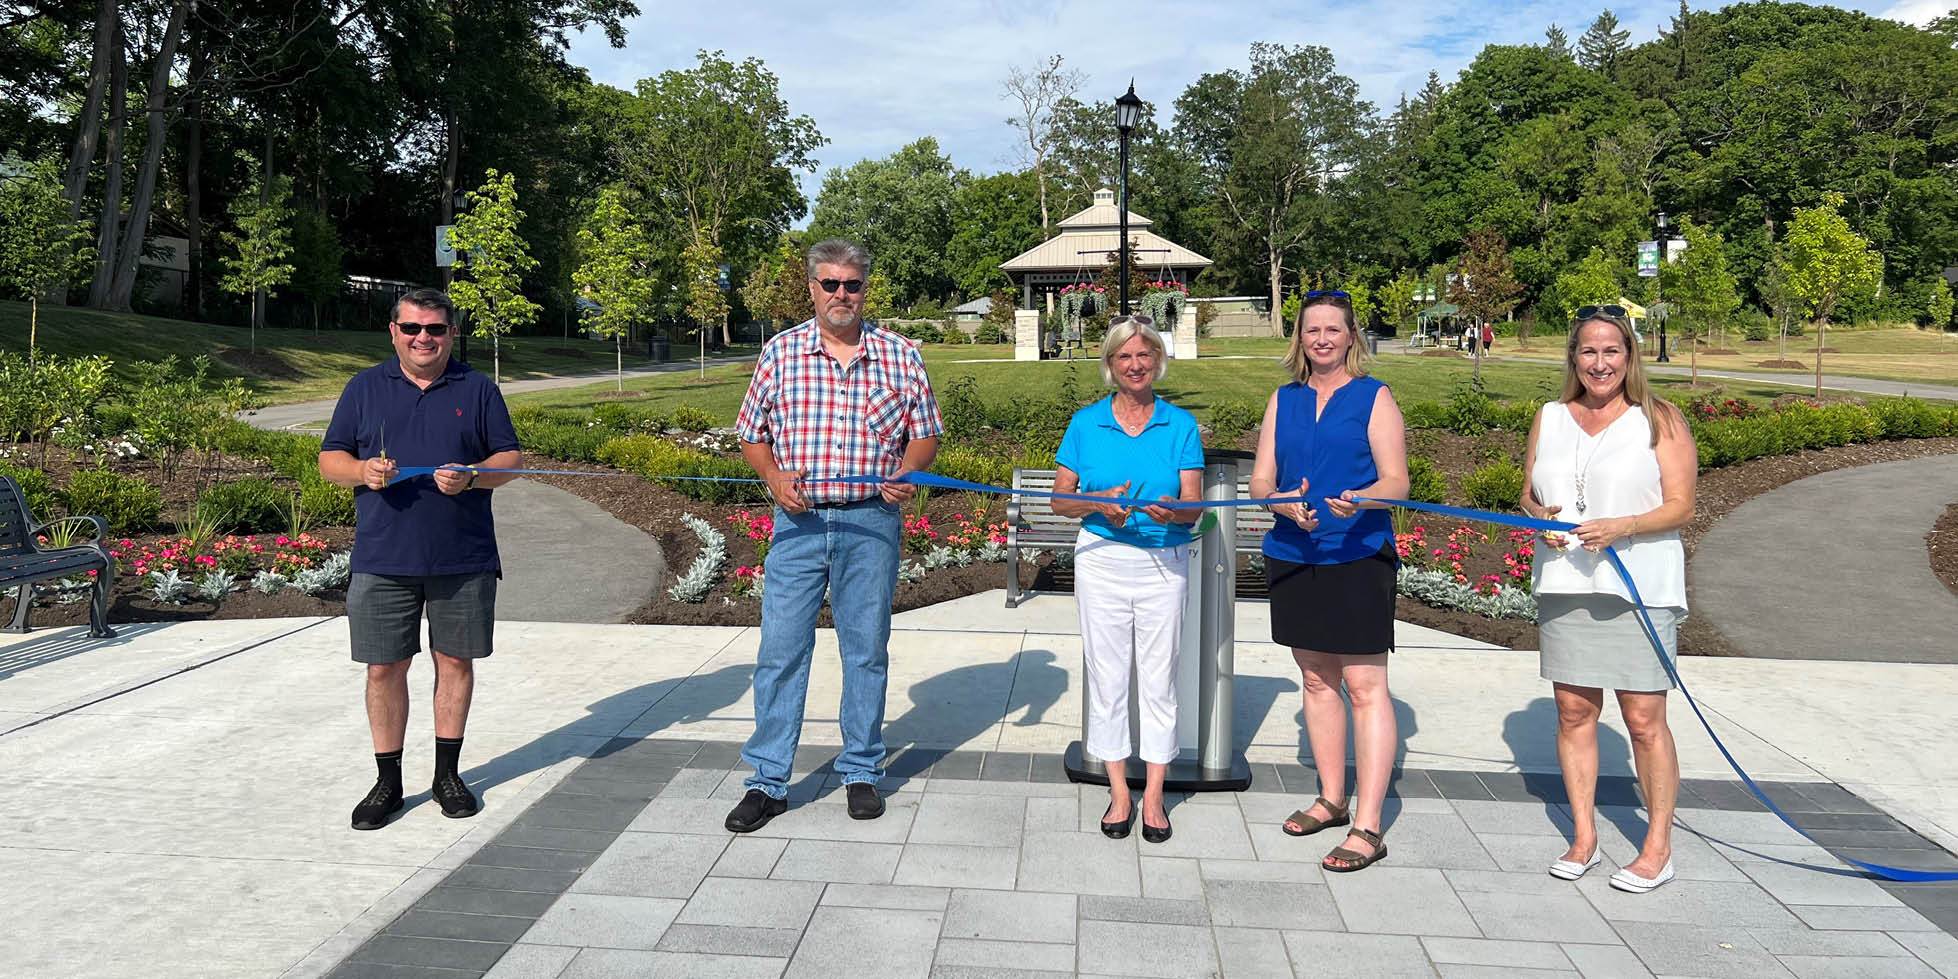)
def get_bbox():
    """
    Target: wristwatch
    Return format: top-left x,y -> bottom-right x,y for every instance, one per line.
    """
464,471 -> 479,491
